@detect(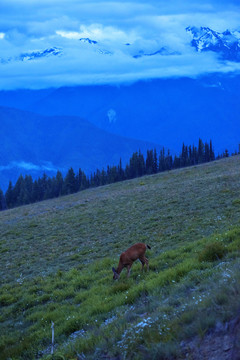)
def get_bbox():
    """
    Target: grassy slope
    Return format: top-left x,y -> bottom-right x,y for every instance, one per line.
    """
0,156 -> 240,359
